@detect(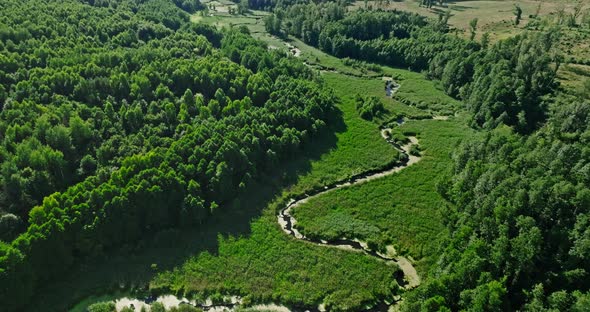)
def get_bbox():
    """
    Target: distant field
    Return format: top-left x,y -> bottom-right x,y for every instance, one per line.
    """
195,0 -> 286,47
353,0 -> 584,39
558,63 -> 590,93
